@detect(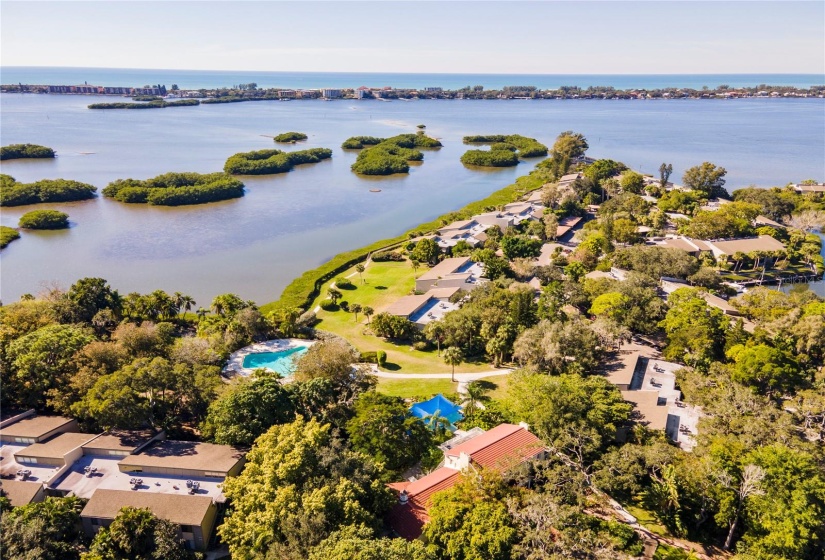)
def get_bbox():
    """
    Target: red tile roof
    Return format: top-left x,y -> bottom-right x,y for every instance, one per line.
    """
387,424 -> 545,540
445,424 -> 544,469
387,467 -> 460,540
